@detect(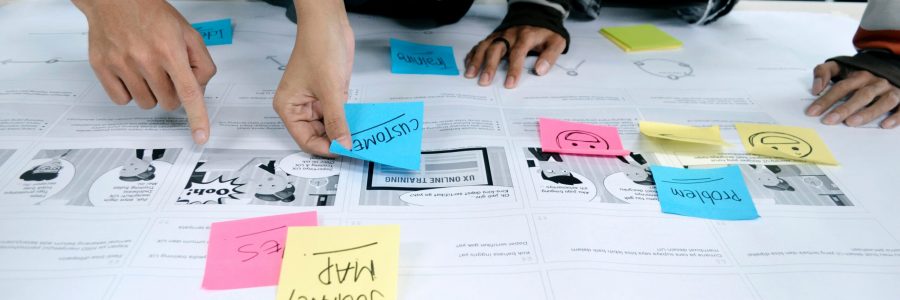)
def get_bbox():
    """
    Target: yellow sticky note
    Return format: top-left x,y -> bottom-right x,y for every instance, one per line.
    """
640,121 -> 728,146
735,123 -> 838,165
277,225 -> 400,300
600,24 -> 682,52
